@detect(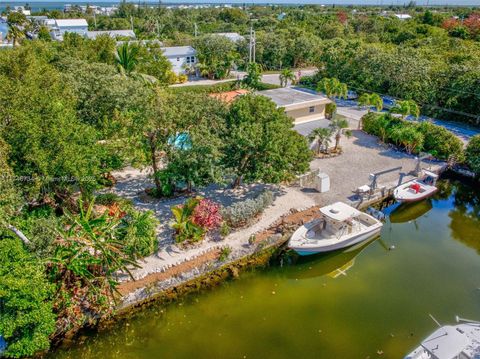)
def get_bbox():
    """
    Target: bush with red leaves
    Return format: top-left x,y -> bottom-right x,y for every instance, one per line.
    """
192,199 -> 222,230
